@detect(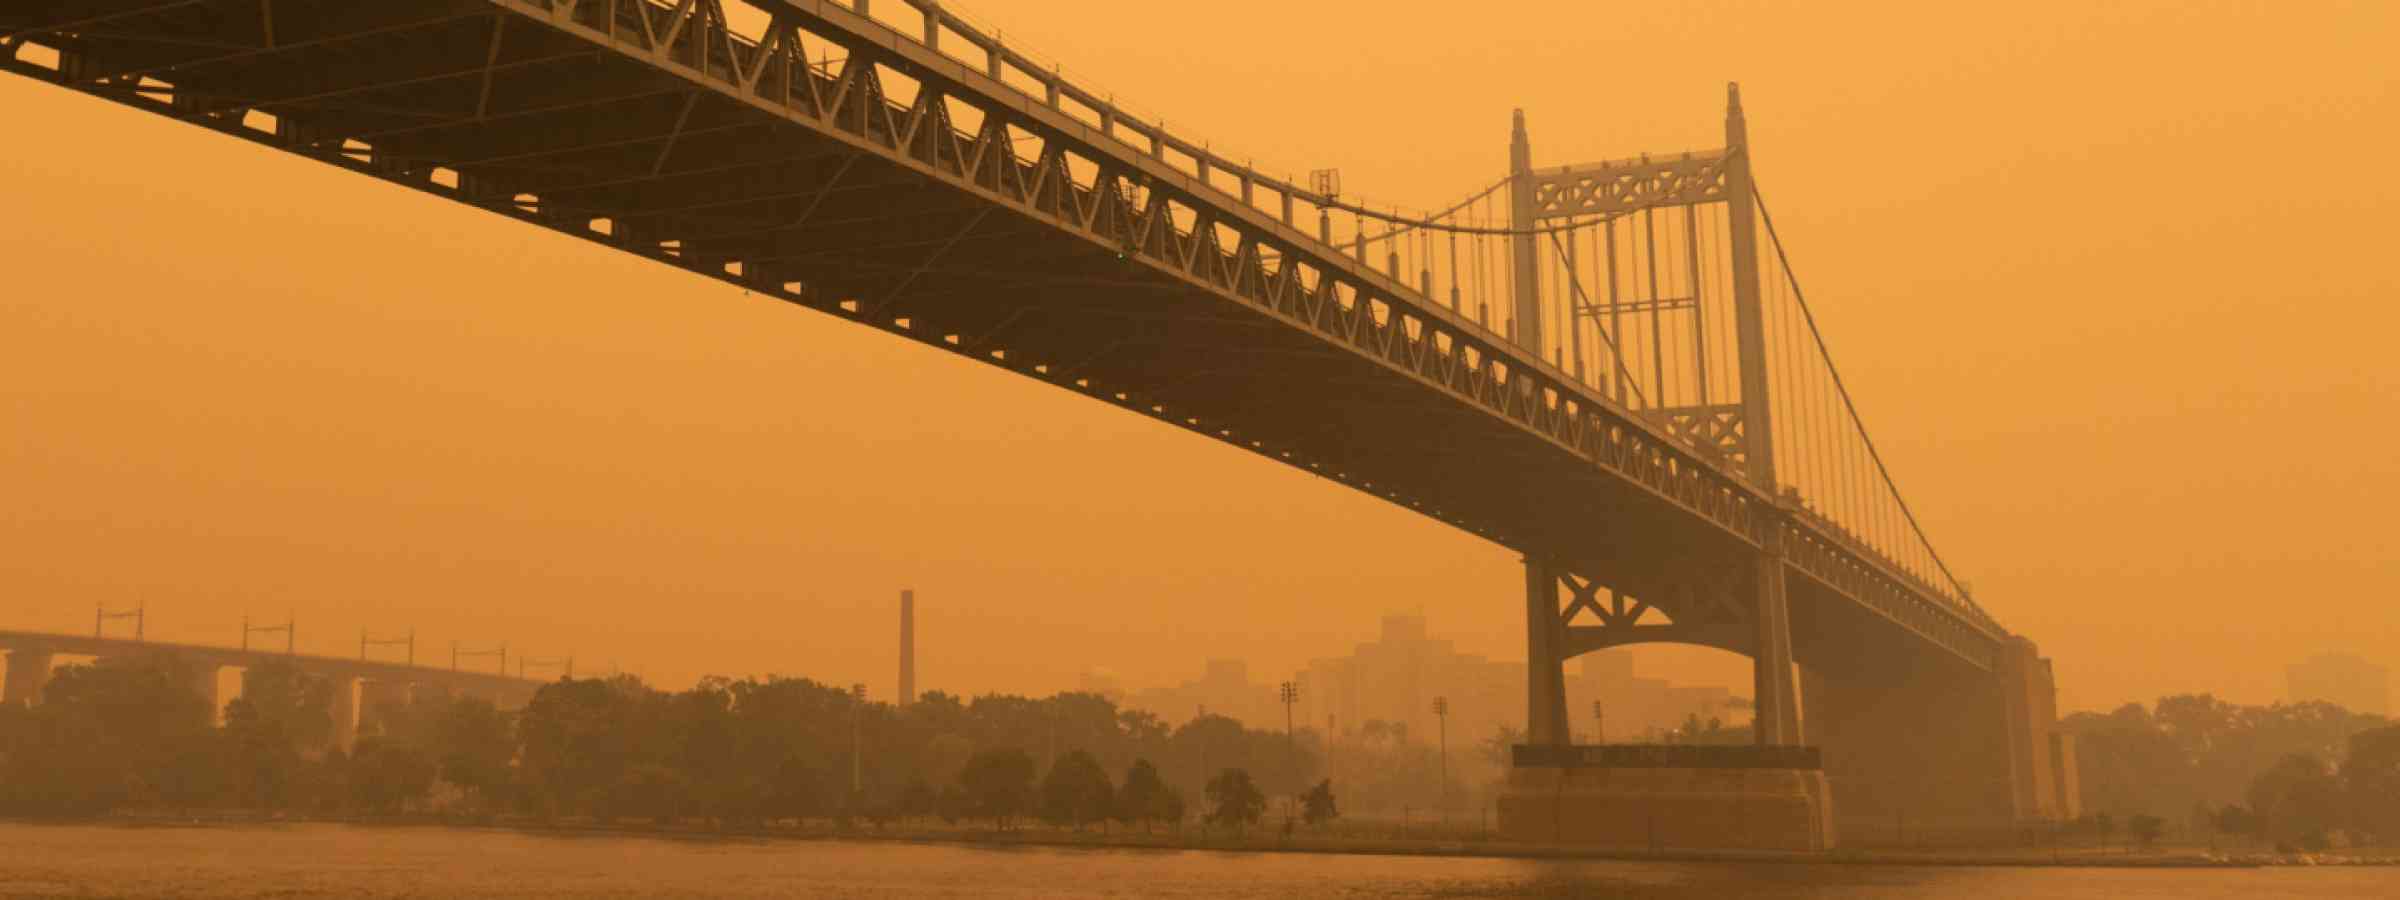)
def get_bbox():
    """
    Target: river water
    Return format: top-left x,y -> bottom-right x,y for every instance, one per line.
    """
0,823 -> 2387,898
